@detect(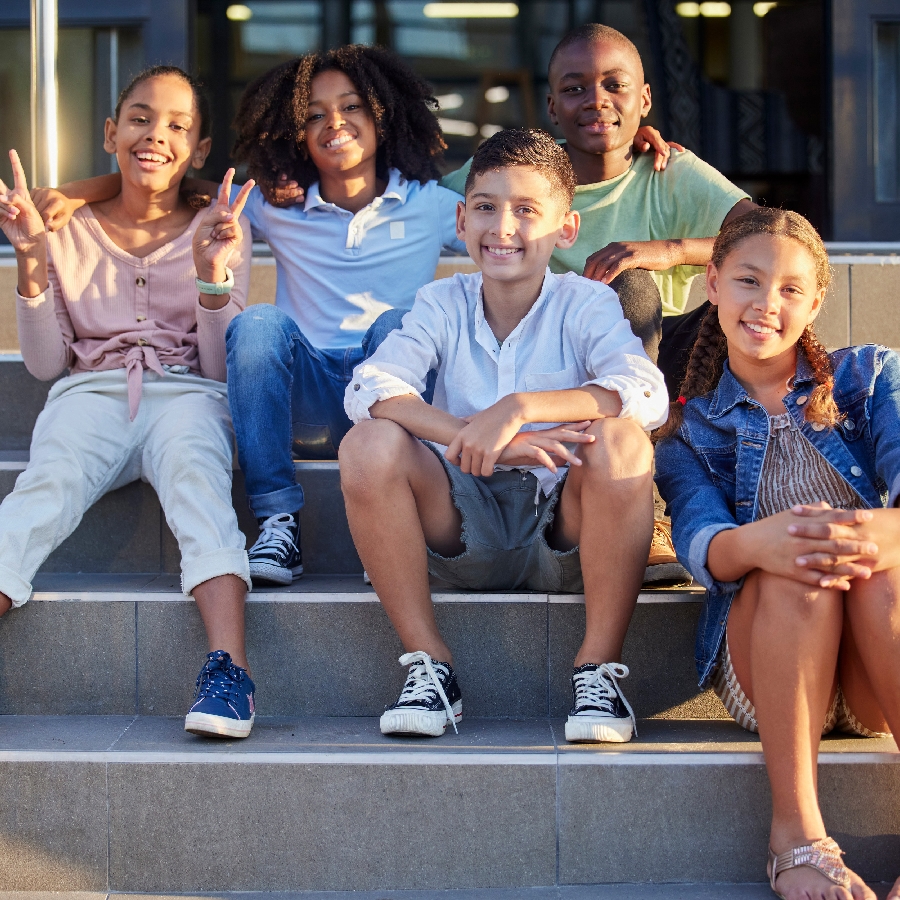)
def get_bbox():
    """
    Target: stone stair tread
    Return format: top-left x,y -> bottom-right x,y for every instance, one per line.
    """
3,886 -> 896,899
27,571 -> 703,602
0,714 -> 894,758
